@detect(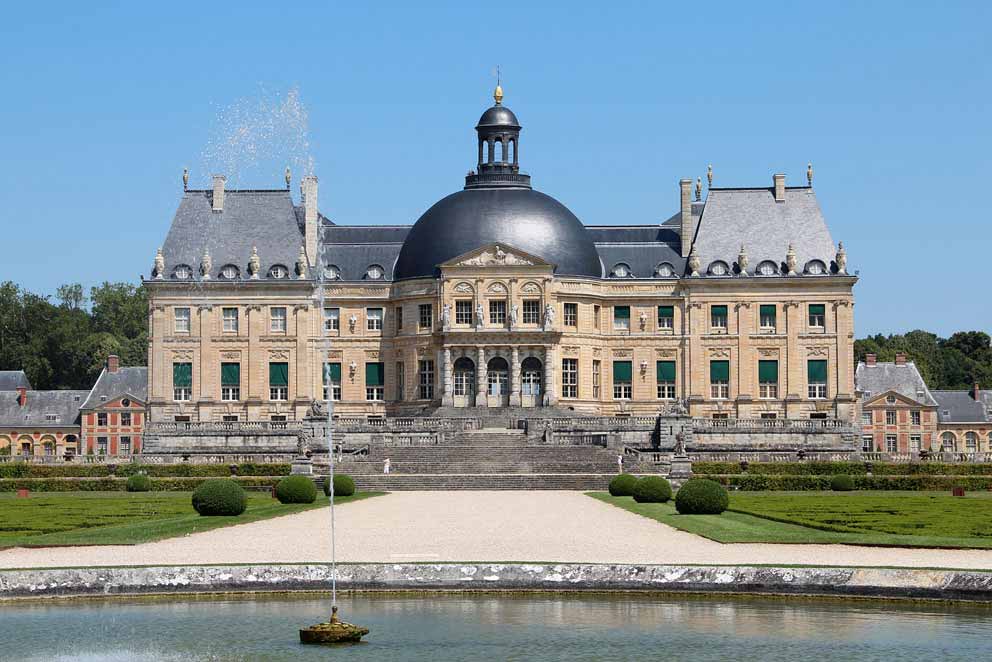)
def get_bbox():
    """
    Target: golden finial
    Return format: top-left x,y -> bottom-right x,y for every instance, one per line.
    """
493,65 -> 503,104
